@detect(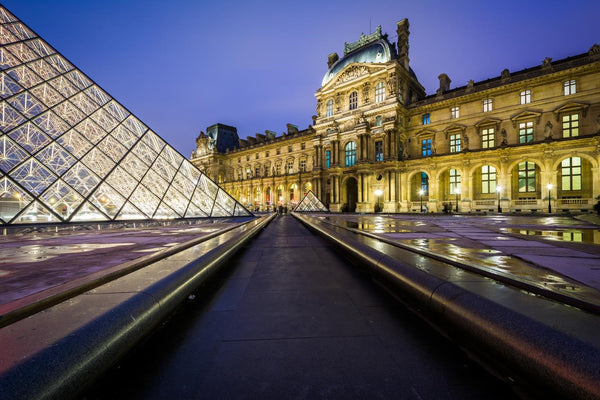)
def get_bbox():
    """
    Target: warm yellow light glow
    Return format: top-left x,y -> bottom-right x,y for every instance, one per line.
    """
547,183 -> 553,190
374,189 -> 383,196
496,185 -> 502,193
419,189 -> 424,196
